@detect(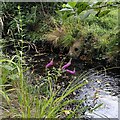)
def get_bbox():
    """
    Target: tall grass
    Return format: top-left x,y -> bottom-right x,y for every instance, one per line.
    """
1,48 -> 95,118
